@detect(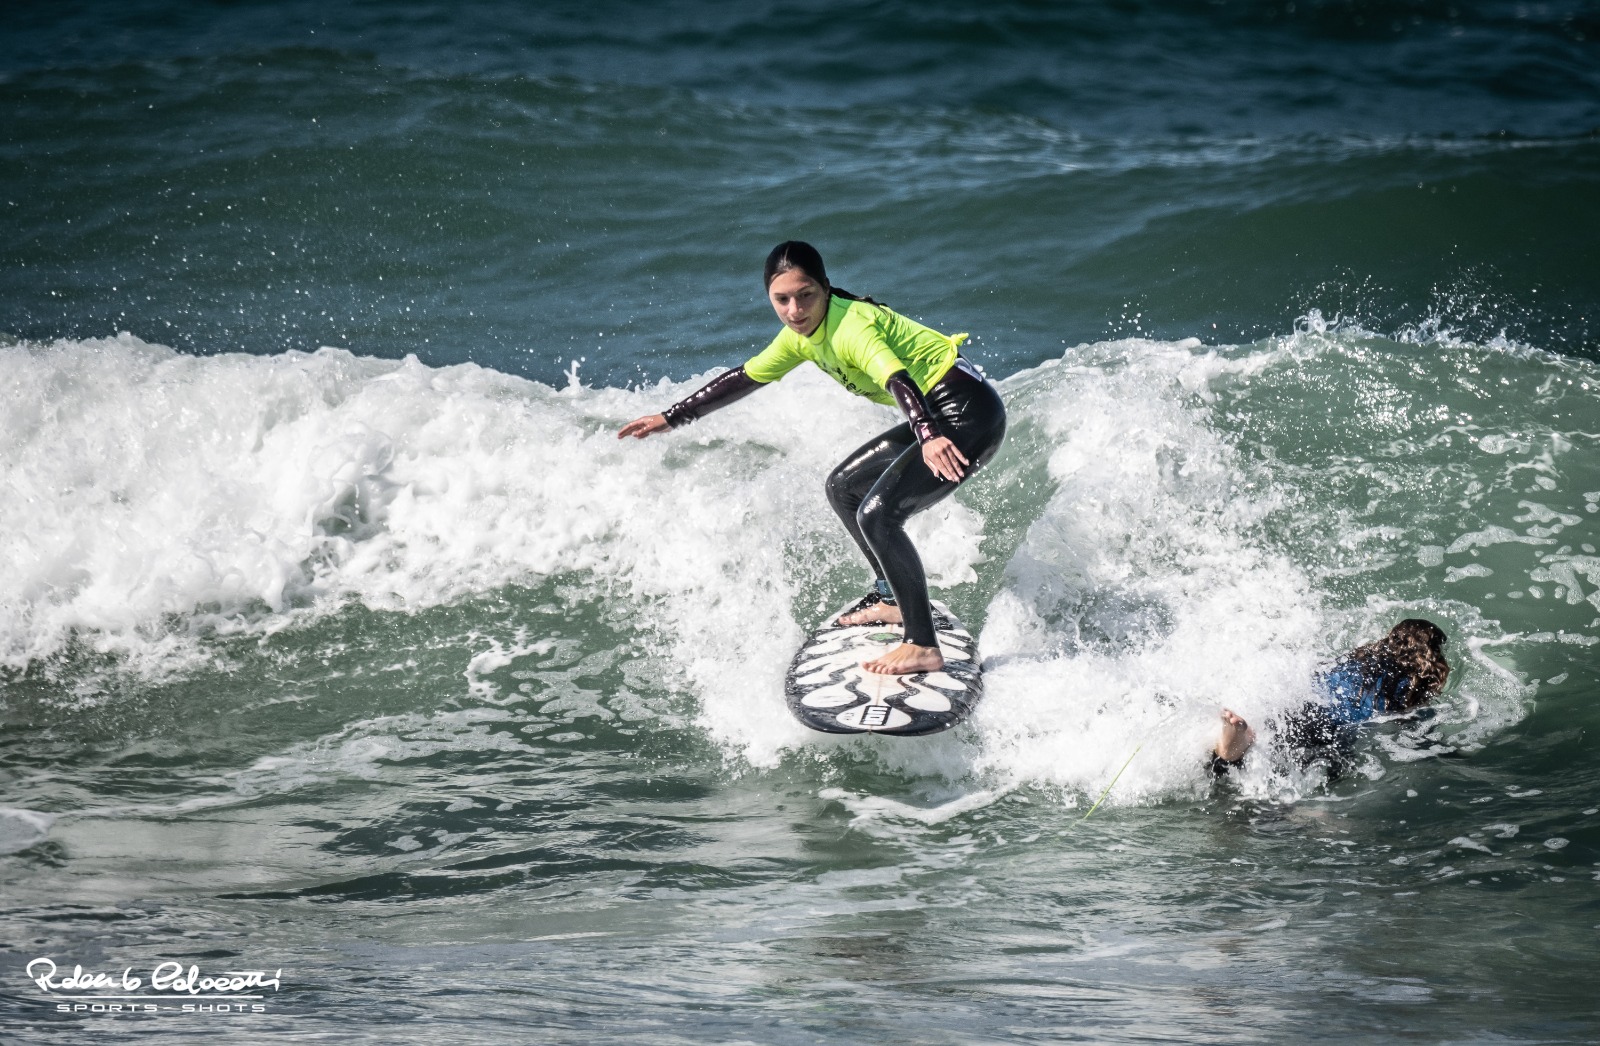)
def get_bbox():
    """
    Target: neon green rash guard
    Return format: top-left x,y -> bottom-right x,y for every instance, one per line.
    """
742,295 -> 966,405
